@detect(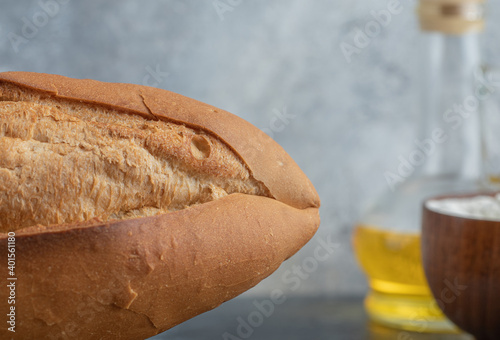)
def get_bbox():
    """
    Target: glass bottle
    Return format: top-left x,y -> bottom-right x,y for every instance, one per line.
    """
353,0 -> 487,332
480,64 -> 500,189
